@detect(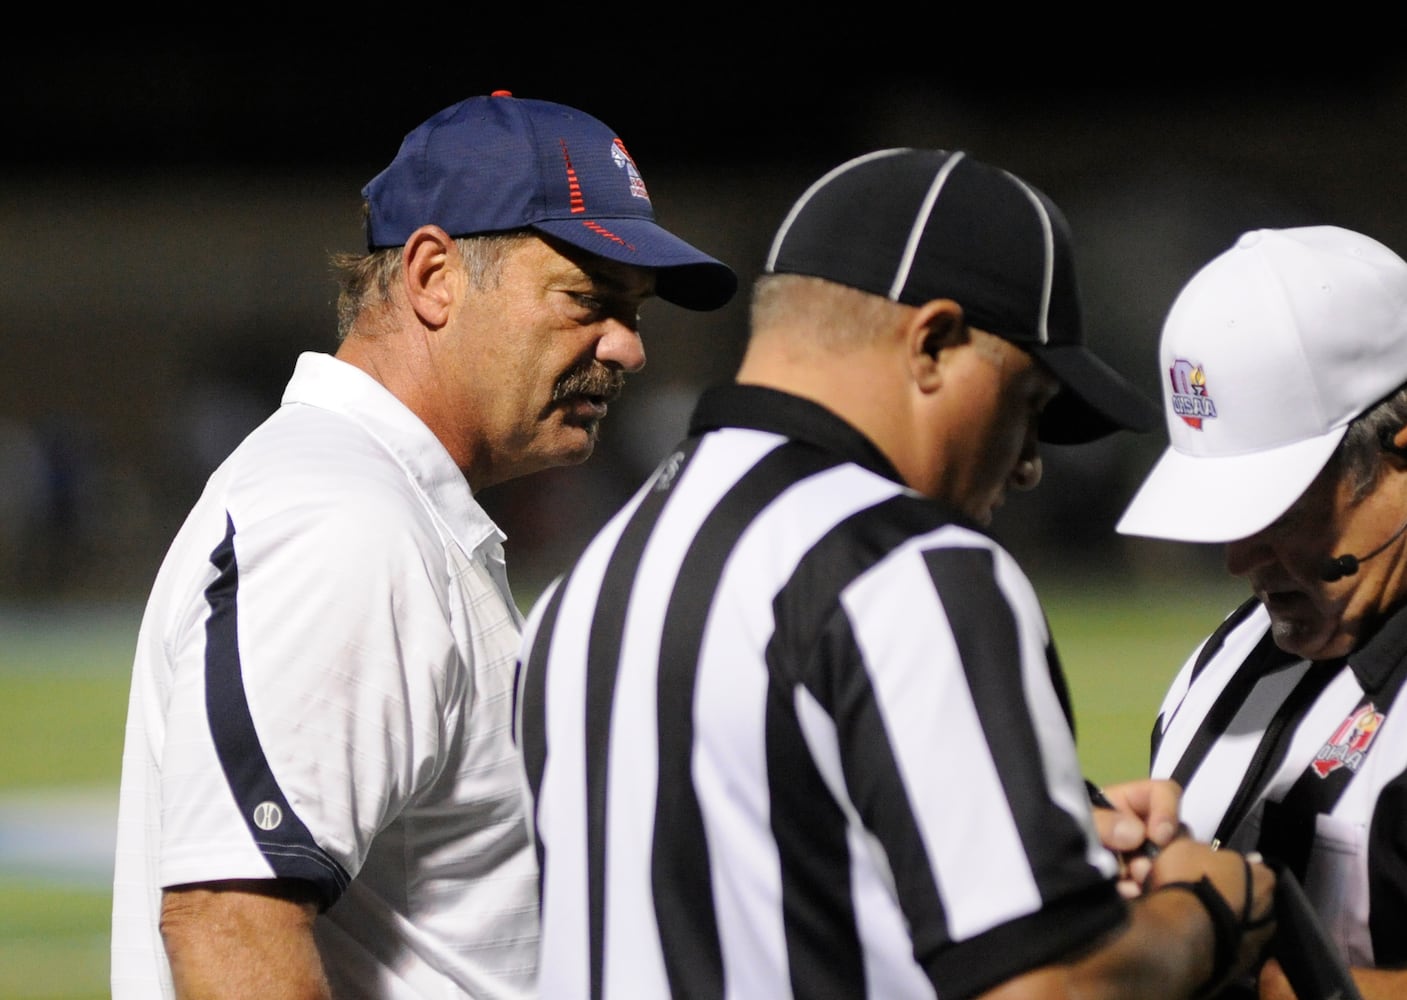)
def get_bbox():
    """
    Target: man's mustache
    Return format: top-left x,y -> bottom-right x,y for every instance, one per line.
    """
553,364 -> 625,403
